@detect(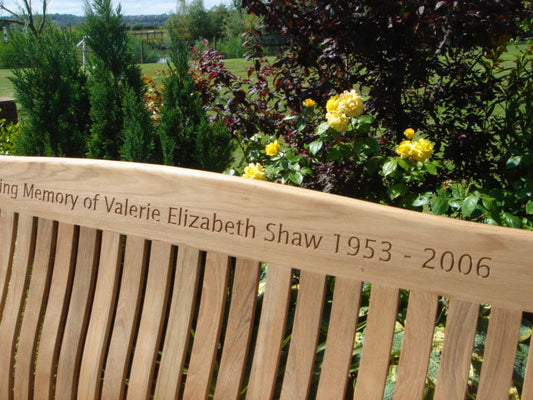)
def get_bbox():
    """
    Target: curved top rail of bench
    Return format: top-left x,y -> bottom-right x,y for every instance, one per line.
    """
1,156 -> 532,311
